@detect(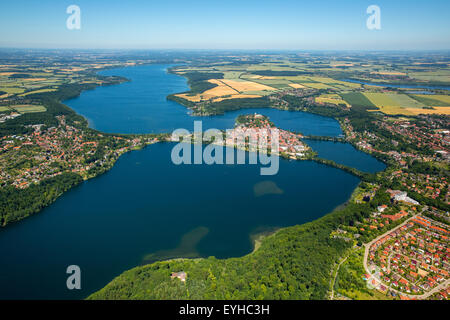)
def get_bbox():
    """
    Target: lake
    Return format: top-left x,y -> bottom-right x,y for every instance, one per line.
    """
65,64 -> 385,173
0,64 -> 384,299
0,143 -> 360,299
